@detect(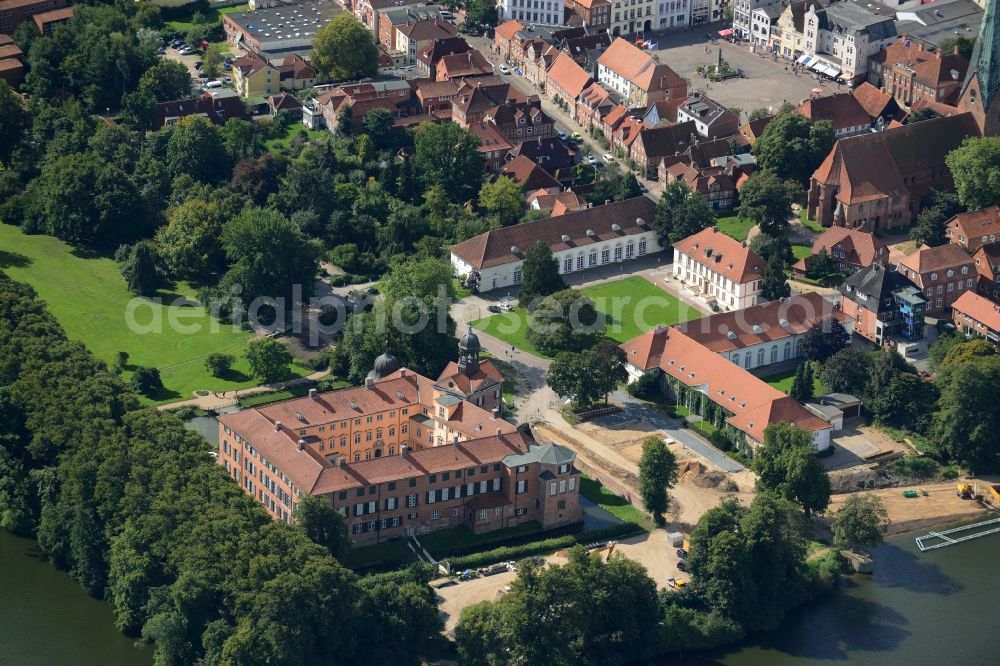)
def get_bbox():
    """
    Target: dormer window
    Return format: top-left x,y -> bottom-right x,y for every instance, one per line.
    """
931,272 -> 938,281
